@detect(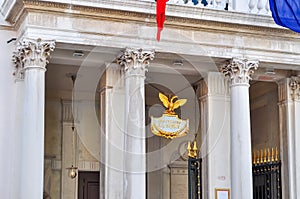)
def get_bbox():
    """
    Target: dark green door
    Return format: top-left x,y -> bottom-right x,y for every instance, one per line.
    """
78,171 -> 100,199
